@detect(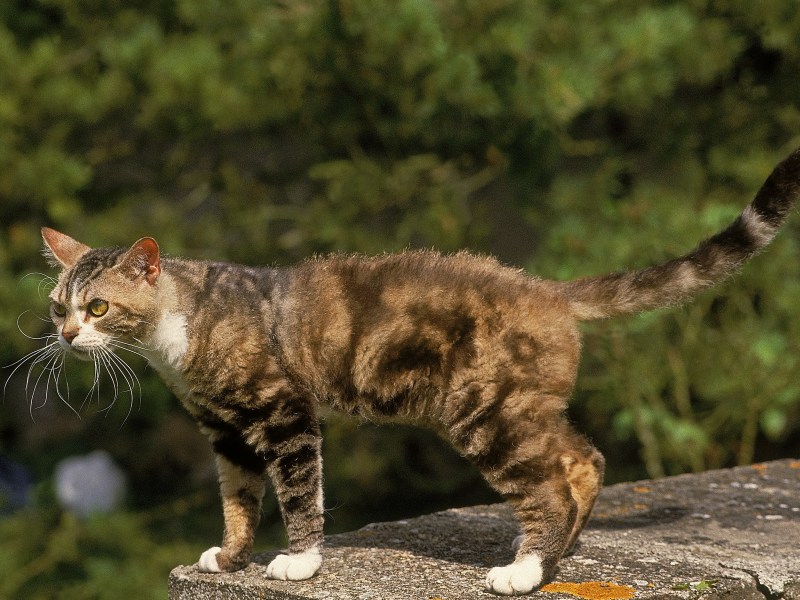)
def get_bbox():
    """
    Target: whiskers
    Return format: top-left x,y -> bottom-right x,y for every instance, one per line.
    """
3,334 -> 76,421
86,343 -> 145,425
4,327 -> 150,426
20,271 -> 57,300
